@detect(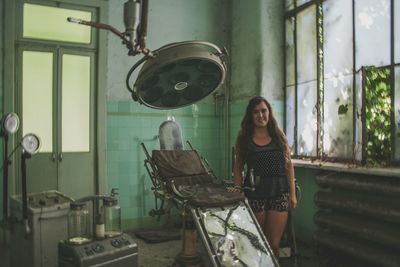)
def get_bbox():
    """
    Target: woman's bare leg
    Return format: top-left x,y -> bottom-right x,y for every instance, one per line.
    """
254,211 -> 266,230
264,210 -> 288,258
